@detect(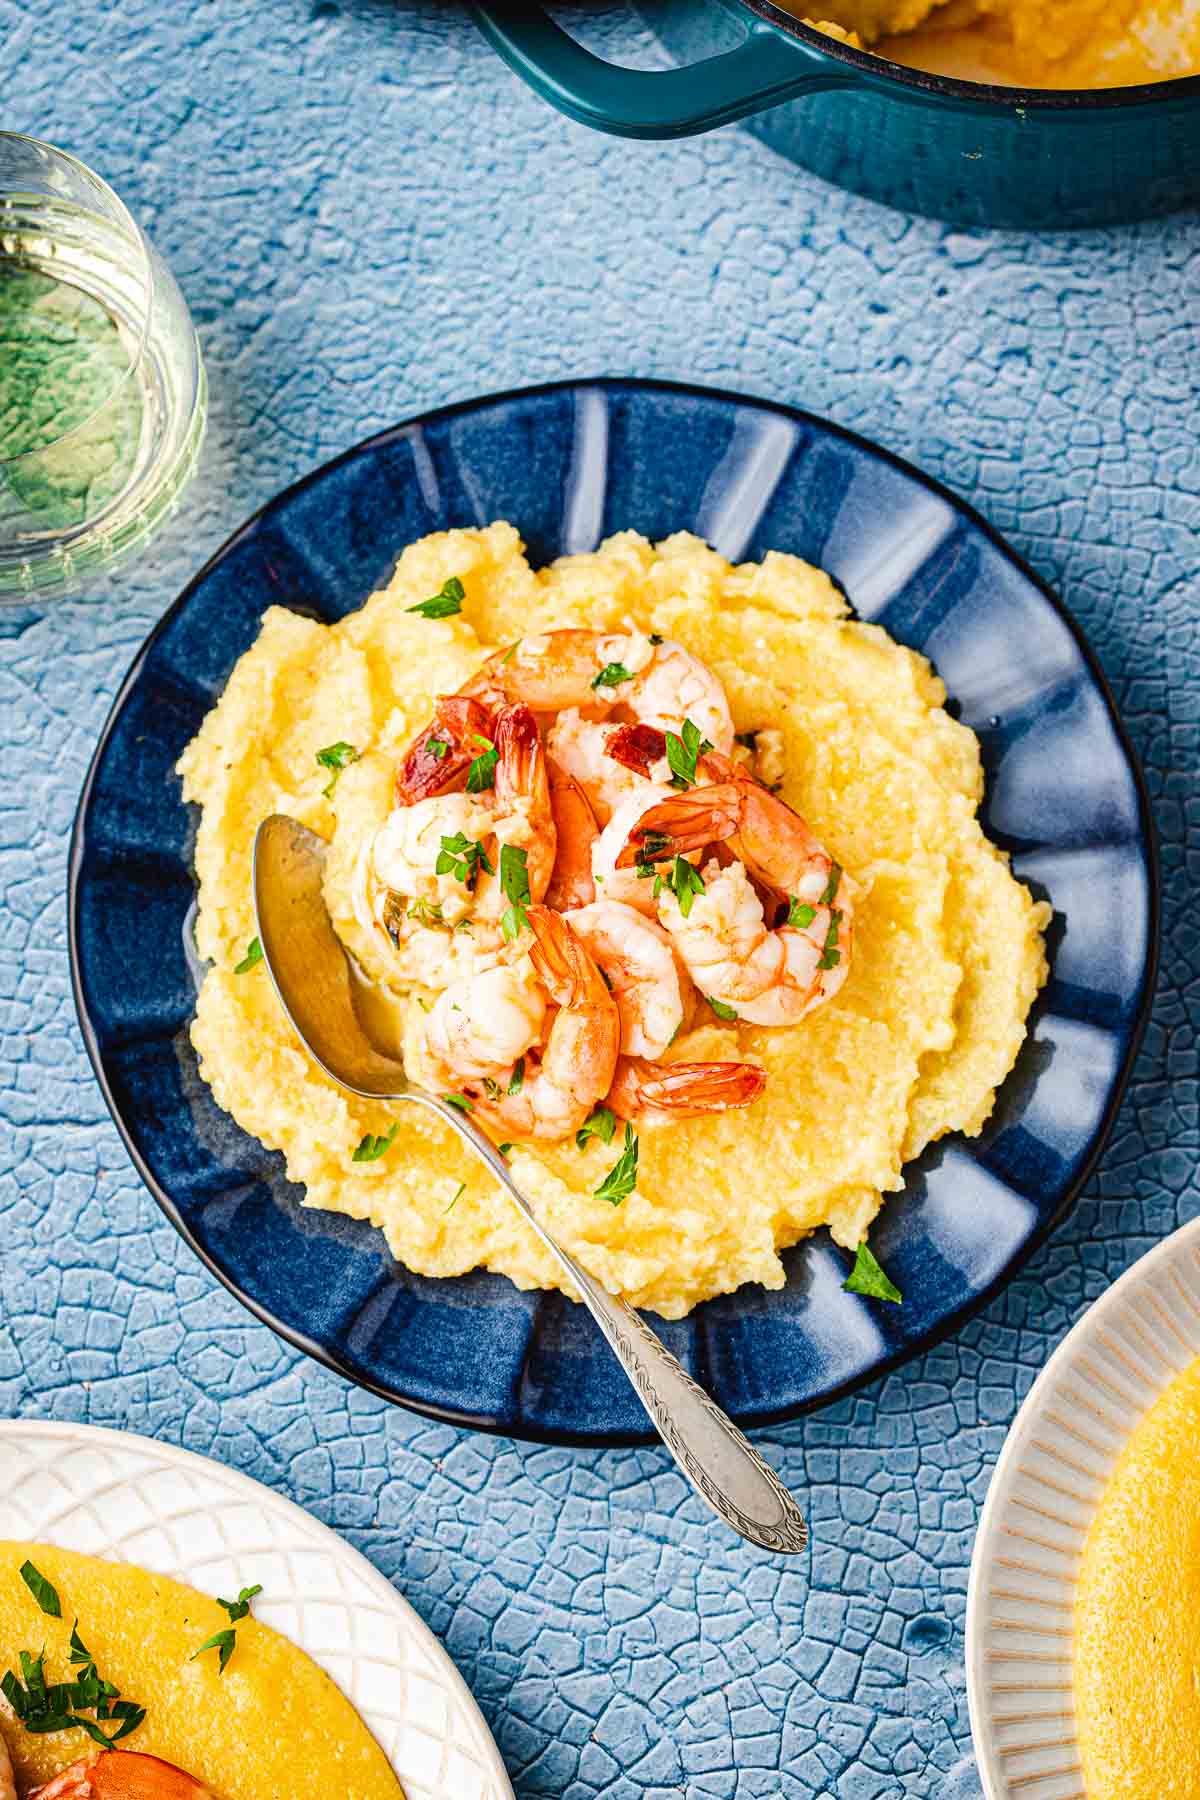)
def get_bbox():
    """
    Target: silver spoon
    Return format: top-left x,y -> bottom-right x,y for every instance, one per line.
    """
252,814 -> 808,1554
